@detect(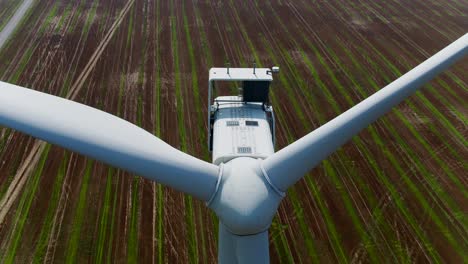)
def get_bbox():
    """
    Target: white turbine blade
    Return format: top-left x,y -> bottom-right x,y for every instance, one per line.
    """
263,33 -> 468,192
219,223 -> 269,264
0,82 -> 219,201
